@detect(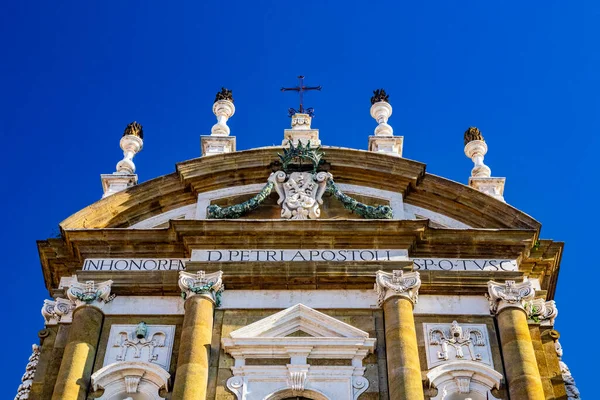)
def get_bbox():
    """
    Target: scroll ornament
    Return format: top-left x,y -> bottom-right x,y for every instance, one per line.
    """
486,280 -> 535,314
178,271 -> 224,306
525,299 -> 558,325
375,270 -> 421,306
41,297 -> 74,325
66,279 -> 114,309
